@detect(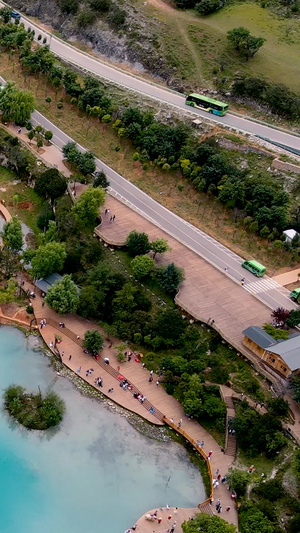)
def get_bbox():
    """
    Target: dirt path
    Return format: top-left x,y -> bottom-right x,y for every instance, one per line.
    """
147,0 -> 204,83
